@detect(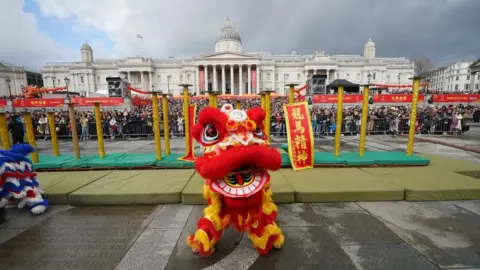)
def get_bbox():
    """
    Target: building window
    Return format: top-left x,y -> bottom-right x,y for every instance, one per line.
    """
187,73 -> 191,81
387,75 -> 390,82
456,76 -> 459,81
373,73 -> 376,80
267,73 -> 271,81
80,76 -> 84,83
457,70 -> 460,74
97,76 -> 100,83
137,76 -> 141,83
346,73 -> 350,79
455,84 -> 458,90
476,83 -> 479,90
465,84 -> 469,90
275,73 -> 278,80
357,74 -> 360,80
467,75 -> 470,80
297,73 -> 300,80
180,75 -> 183,82
157,75 -> 161,81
